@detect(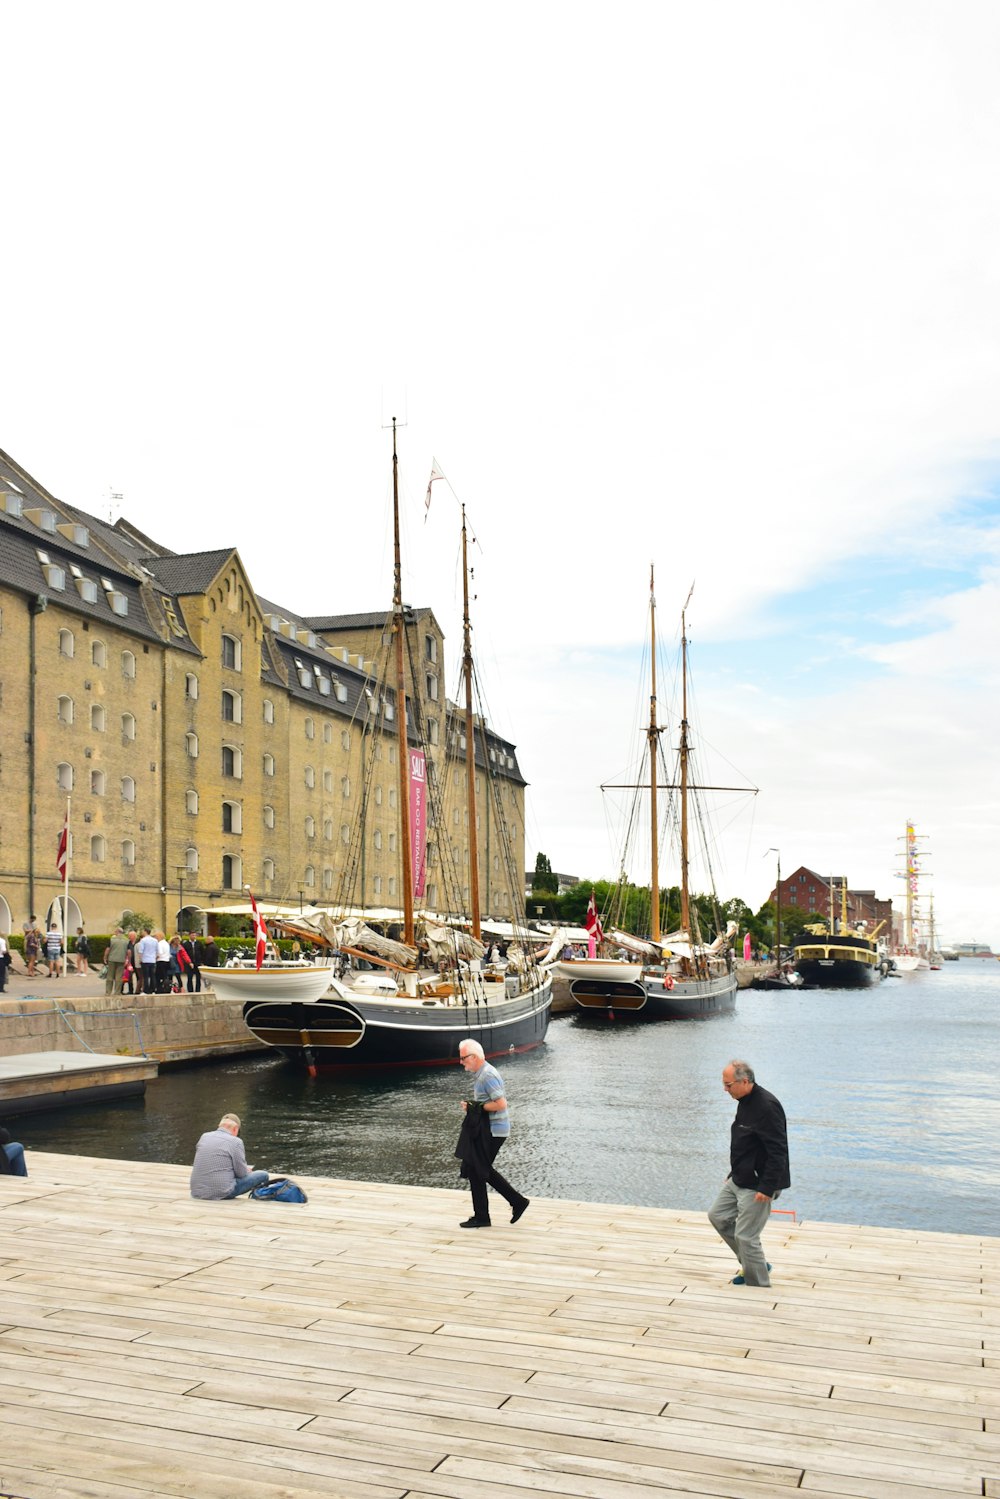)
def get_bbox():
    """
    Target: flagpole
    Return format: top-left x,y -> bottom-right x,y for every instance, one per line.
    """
61,795 -> 71,952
